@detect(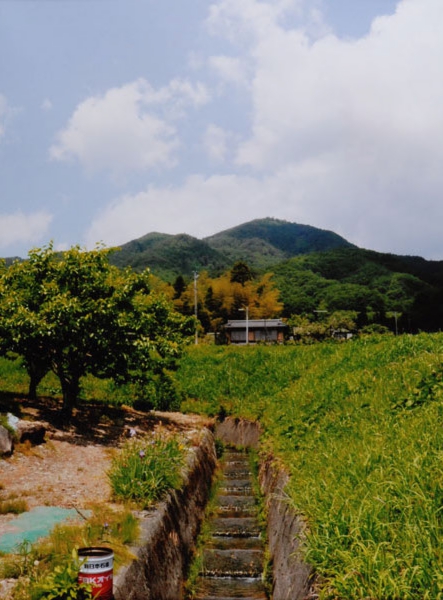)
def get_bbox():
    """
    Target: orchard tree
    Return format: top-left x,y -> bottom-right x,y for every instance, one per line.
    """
0,244 -> 194,420
288,310 -> 357,343
0,250 -> 54,399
